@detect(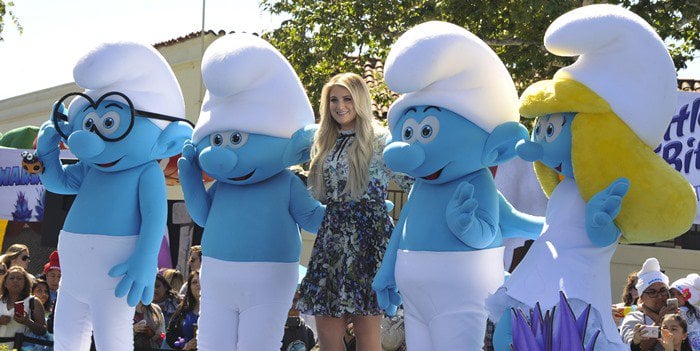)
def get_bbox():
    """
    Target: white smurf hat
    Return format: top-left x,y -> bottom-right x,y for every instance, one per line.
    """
385,21 -> 519,133
671,274 -> 700,306
545,4 -> 676,147
70,41 -> 185,129
635,257 -> 670,295
192,33 -> 314,143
